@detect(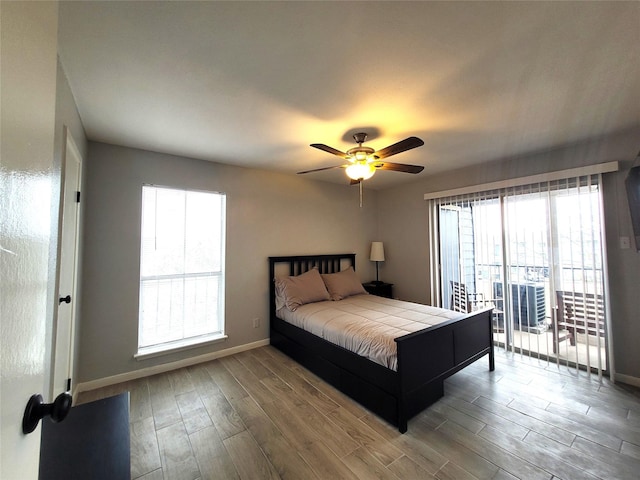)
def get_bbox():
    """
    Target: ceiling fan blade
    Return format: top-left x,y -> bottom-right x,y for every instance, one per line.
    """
297,164 -> 346,175
374,136 -> 424,159
373,161 -> 424,174
310,143 -> 349,158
